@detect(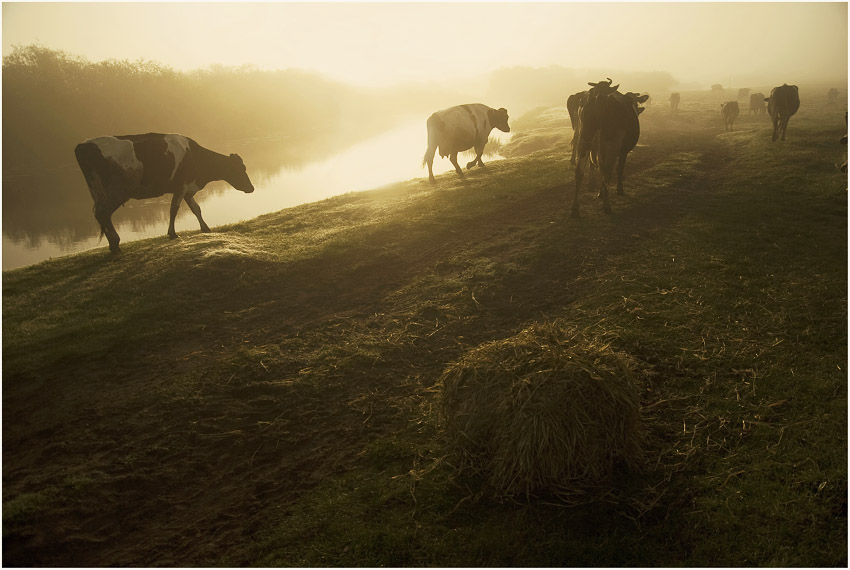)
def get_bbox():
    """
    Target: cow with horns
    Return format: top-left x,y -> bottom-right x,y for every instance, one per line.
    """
571,79 -> 648,217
